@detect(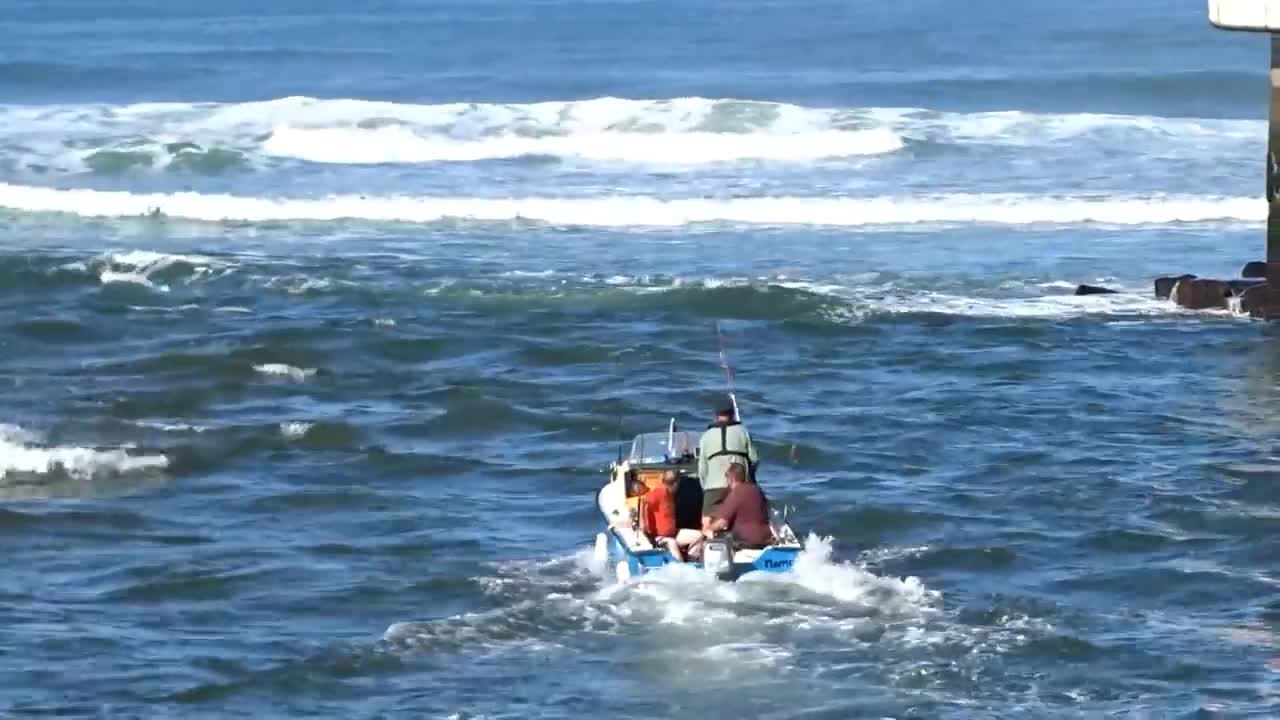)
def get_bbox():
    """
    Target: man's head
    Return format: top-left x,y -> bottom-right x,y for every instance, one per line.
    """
662,469 -> 680,488
724,462 -> 749,487
714,397 -> 735,424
